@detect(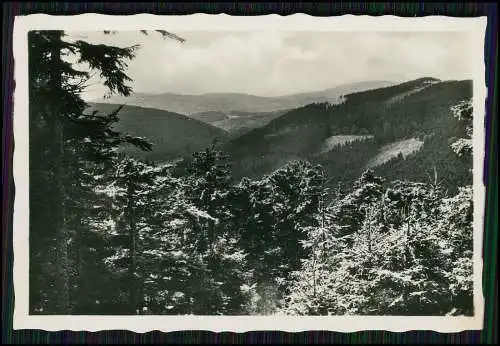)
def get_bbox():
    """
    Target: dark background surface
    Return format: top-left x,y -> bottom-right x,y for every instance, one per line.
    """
2,2 -> 498,344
